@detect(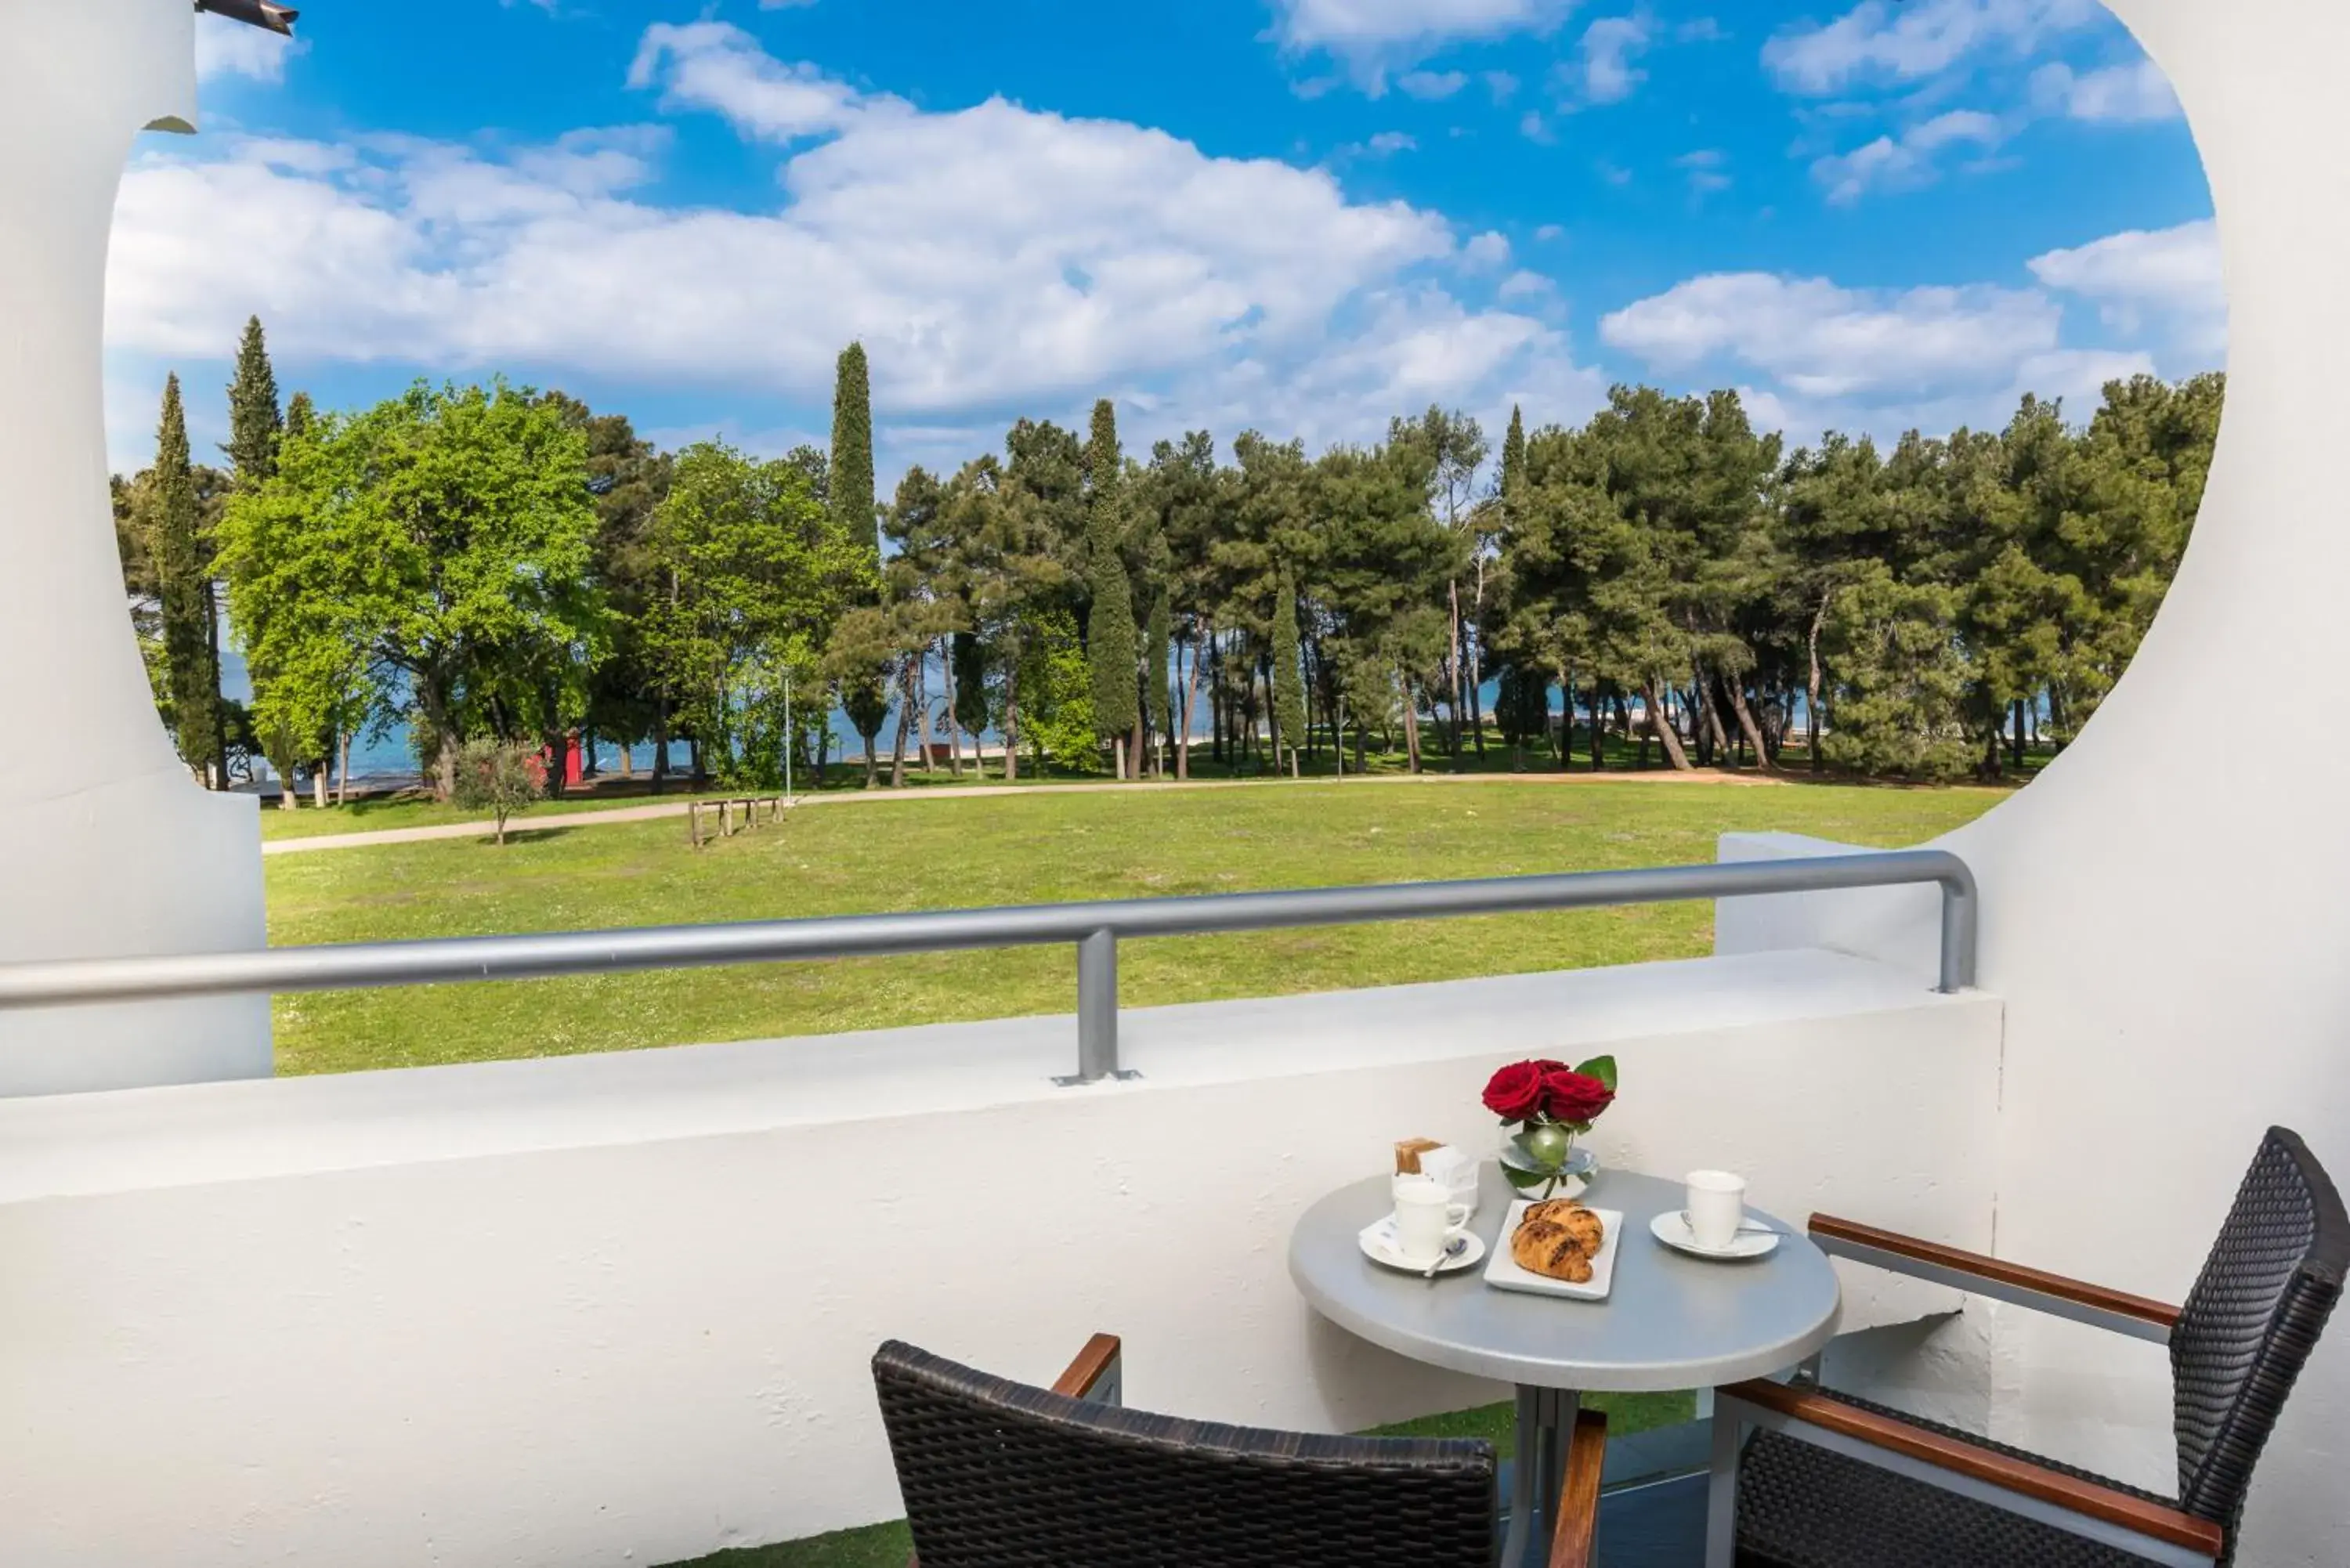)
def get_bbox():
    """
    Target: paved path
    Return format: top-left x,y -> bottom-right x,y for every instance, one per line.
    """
260,768 -> 1785,856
